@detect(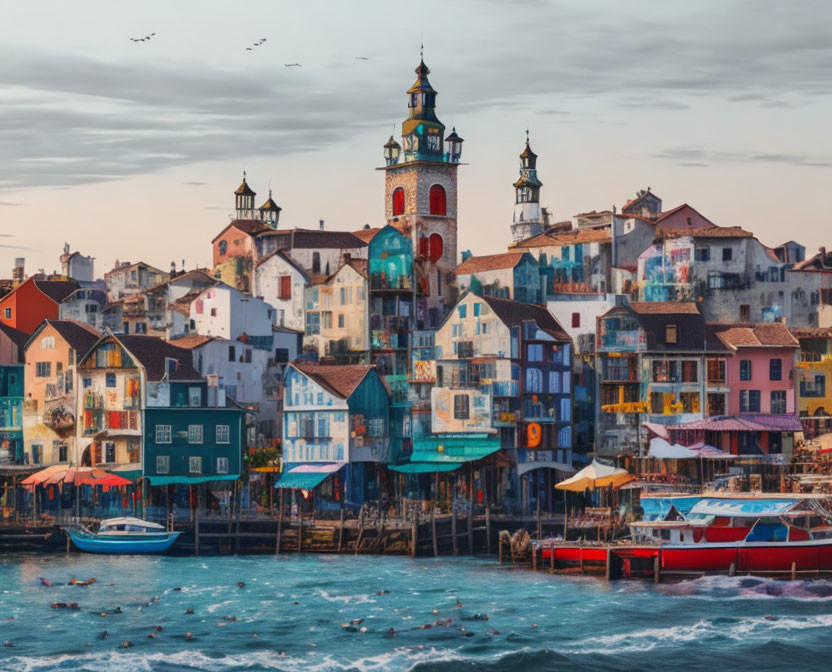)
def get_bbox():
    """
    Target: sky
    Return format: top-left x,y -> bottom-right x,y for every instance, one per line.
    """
1,0 -> 831,276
